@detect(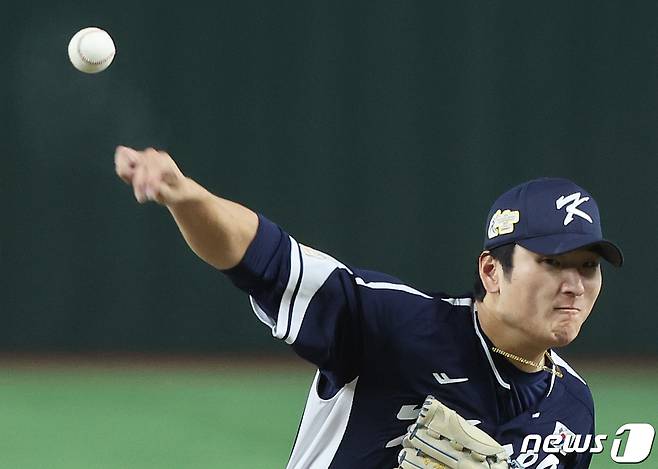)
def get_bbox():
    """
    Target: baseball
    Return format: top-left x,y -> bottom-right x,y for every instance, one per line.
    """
68,27 -> 116,73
